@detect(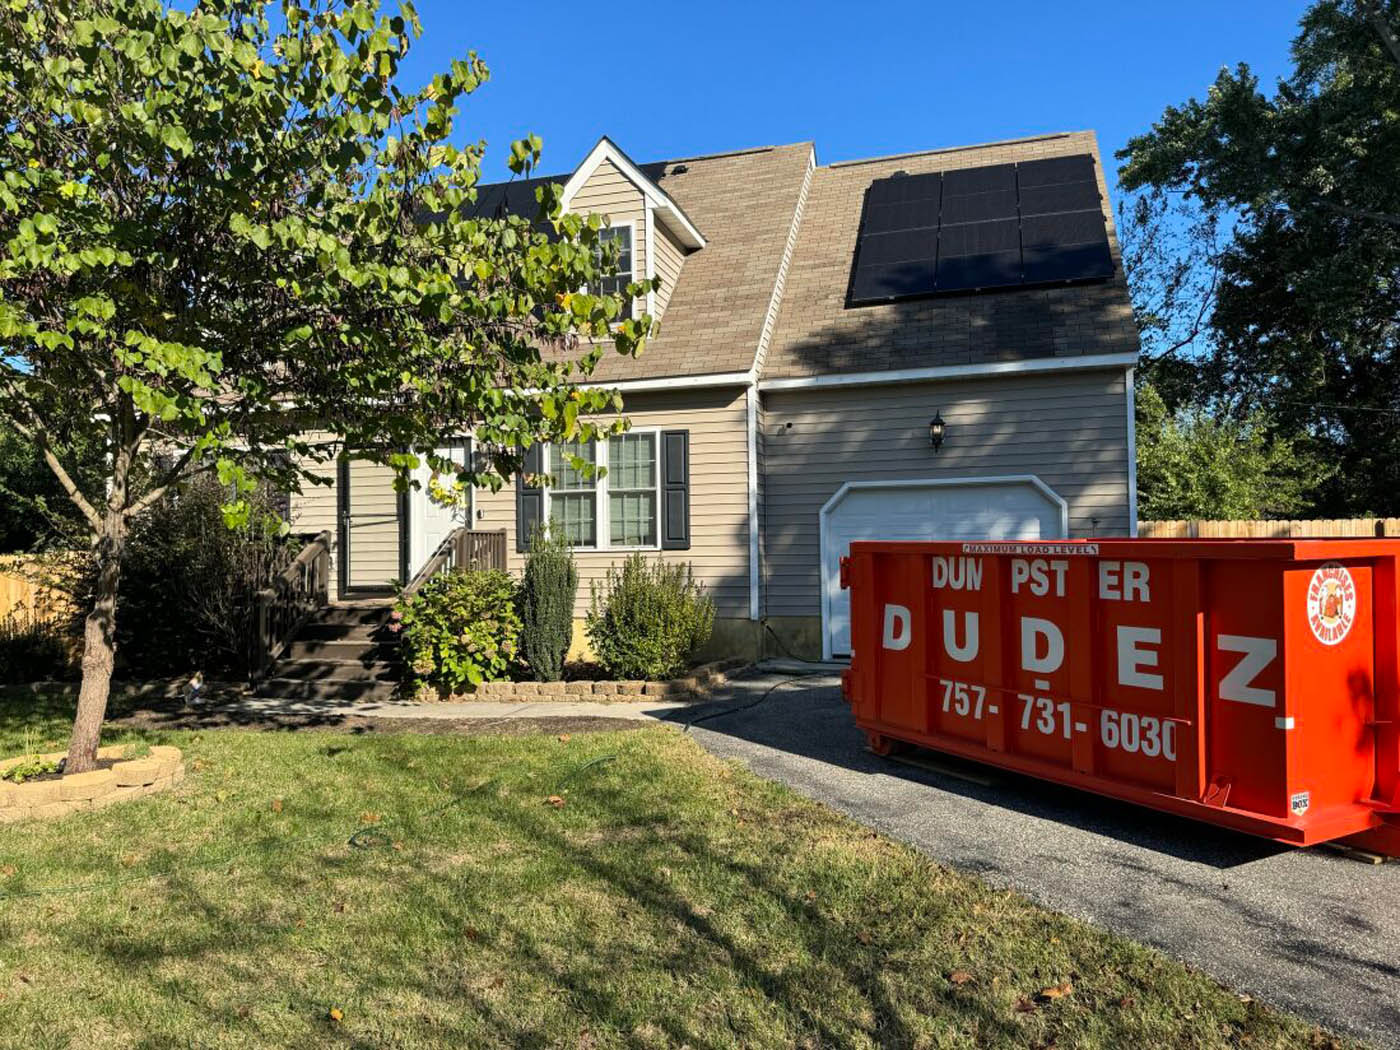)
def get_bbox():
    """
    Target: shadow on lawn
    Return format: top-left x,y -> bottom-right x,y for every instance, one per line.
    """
48,762 -> 1036,1048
